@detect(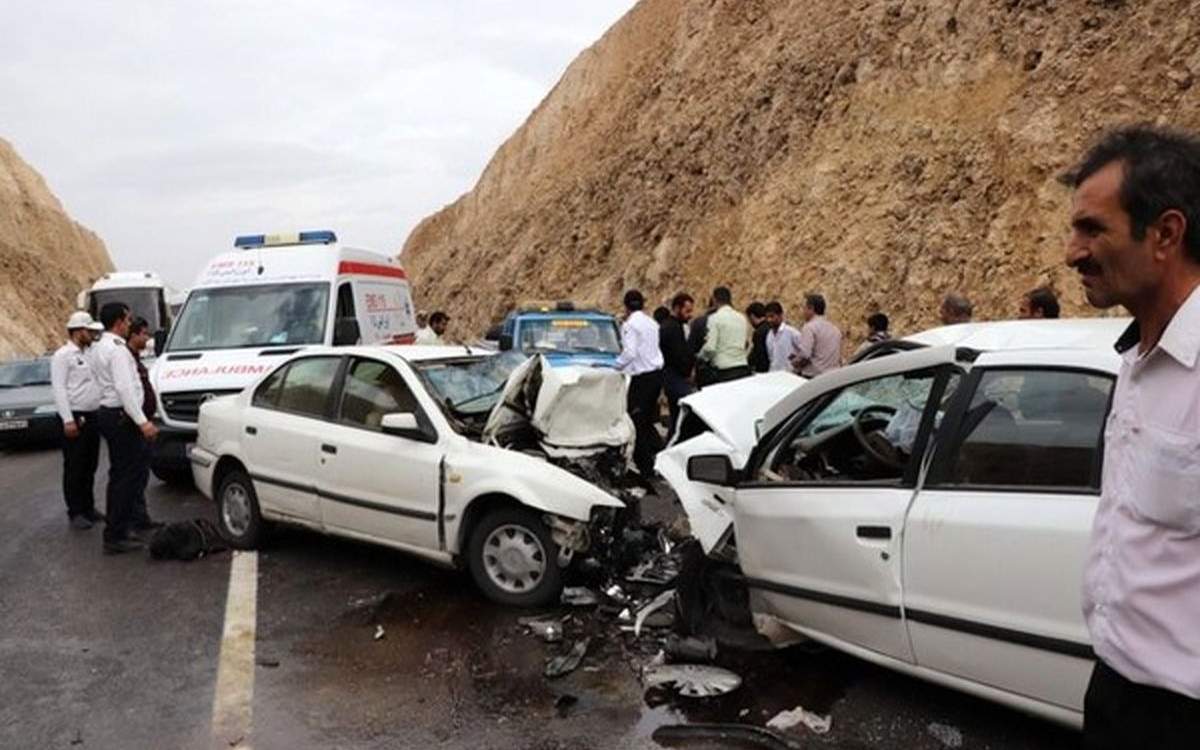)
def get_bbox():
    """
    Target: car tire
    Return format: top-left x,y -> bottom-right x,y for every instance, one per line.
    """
467,506 -> 563,607
216,468 -> 263,549
152,466 -> 195,487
